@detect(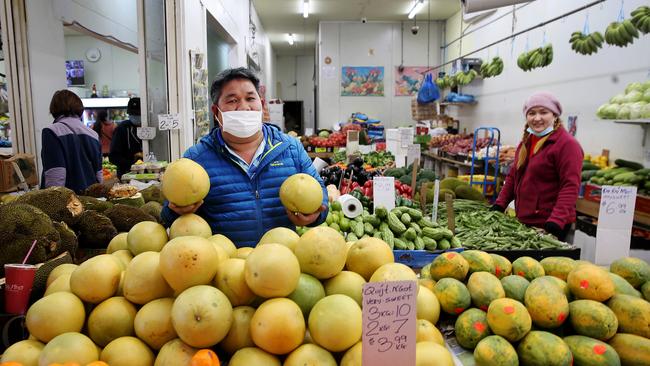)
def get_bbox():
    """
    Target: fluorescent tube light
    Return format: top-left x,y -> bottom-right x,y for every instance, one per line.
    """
287,33 -> 295,45
303,0 -> 309,18
408,0 -> 425,19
